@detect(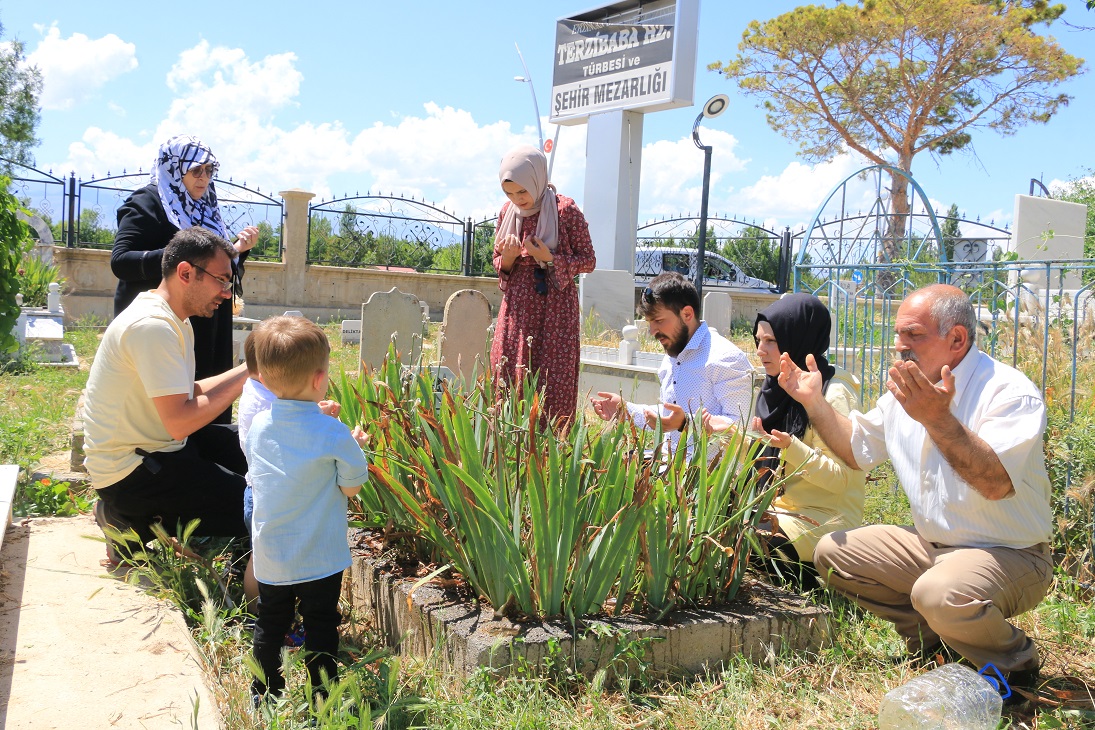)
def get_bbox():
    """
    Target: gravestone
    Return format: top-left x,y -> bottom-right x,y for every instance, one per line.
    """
1010,195 -> 1086,290
703,291 -> 733,336
359,287 -> 425,371
341,320 -> 362,344
439,289 -> 492,385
